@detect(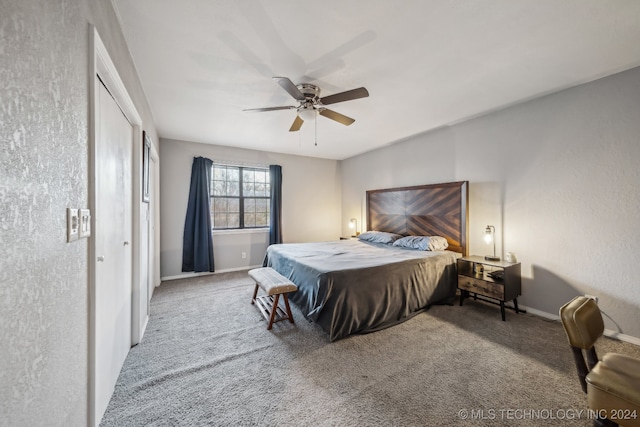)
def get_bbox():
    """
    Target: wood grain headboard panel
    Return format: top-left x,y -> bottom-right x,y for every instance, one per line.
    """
366,181 -> 469,255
